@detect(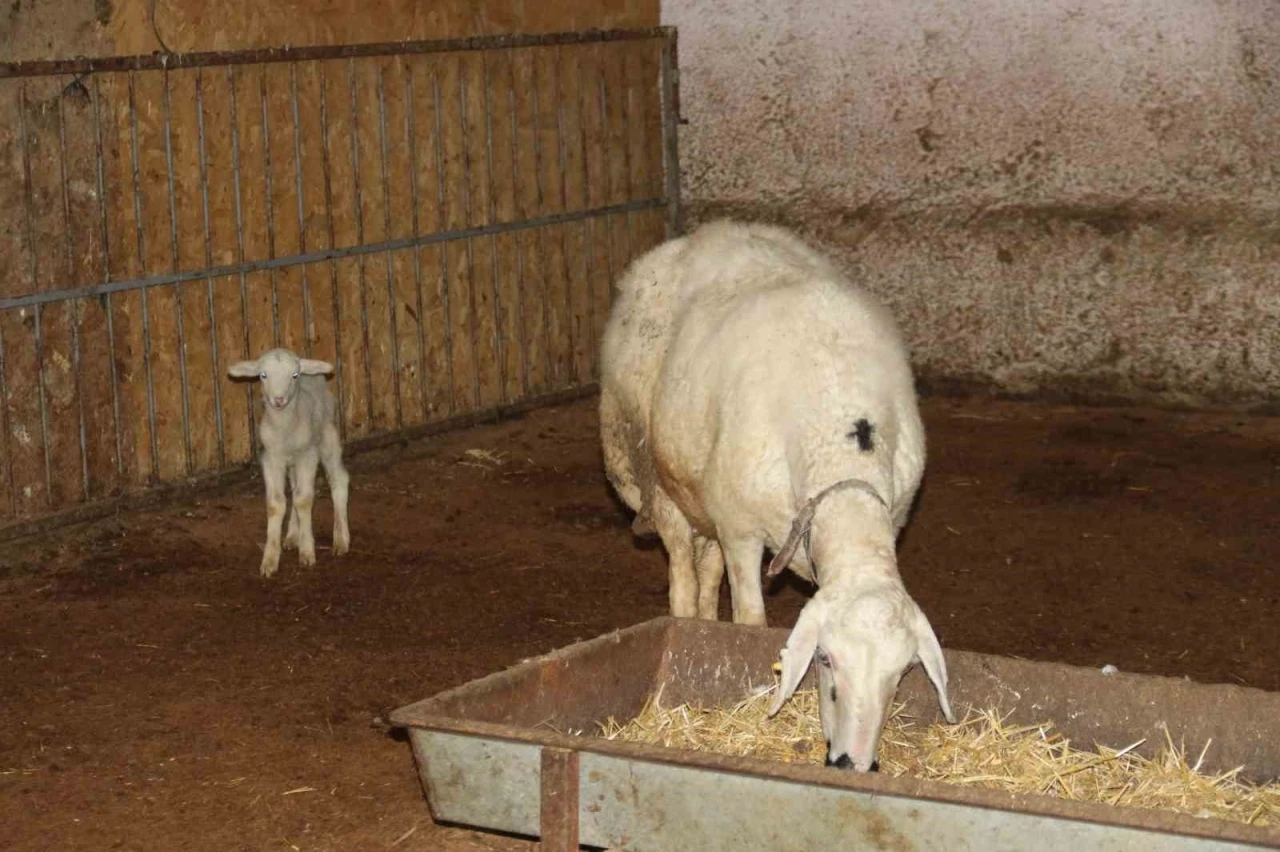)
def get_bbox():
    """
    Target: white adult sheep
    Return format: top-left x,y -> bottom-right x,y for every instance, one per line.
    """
600,219 -> 954,772
228,348 -> 350,578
